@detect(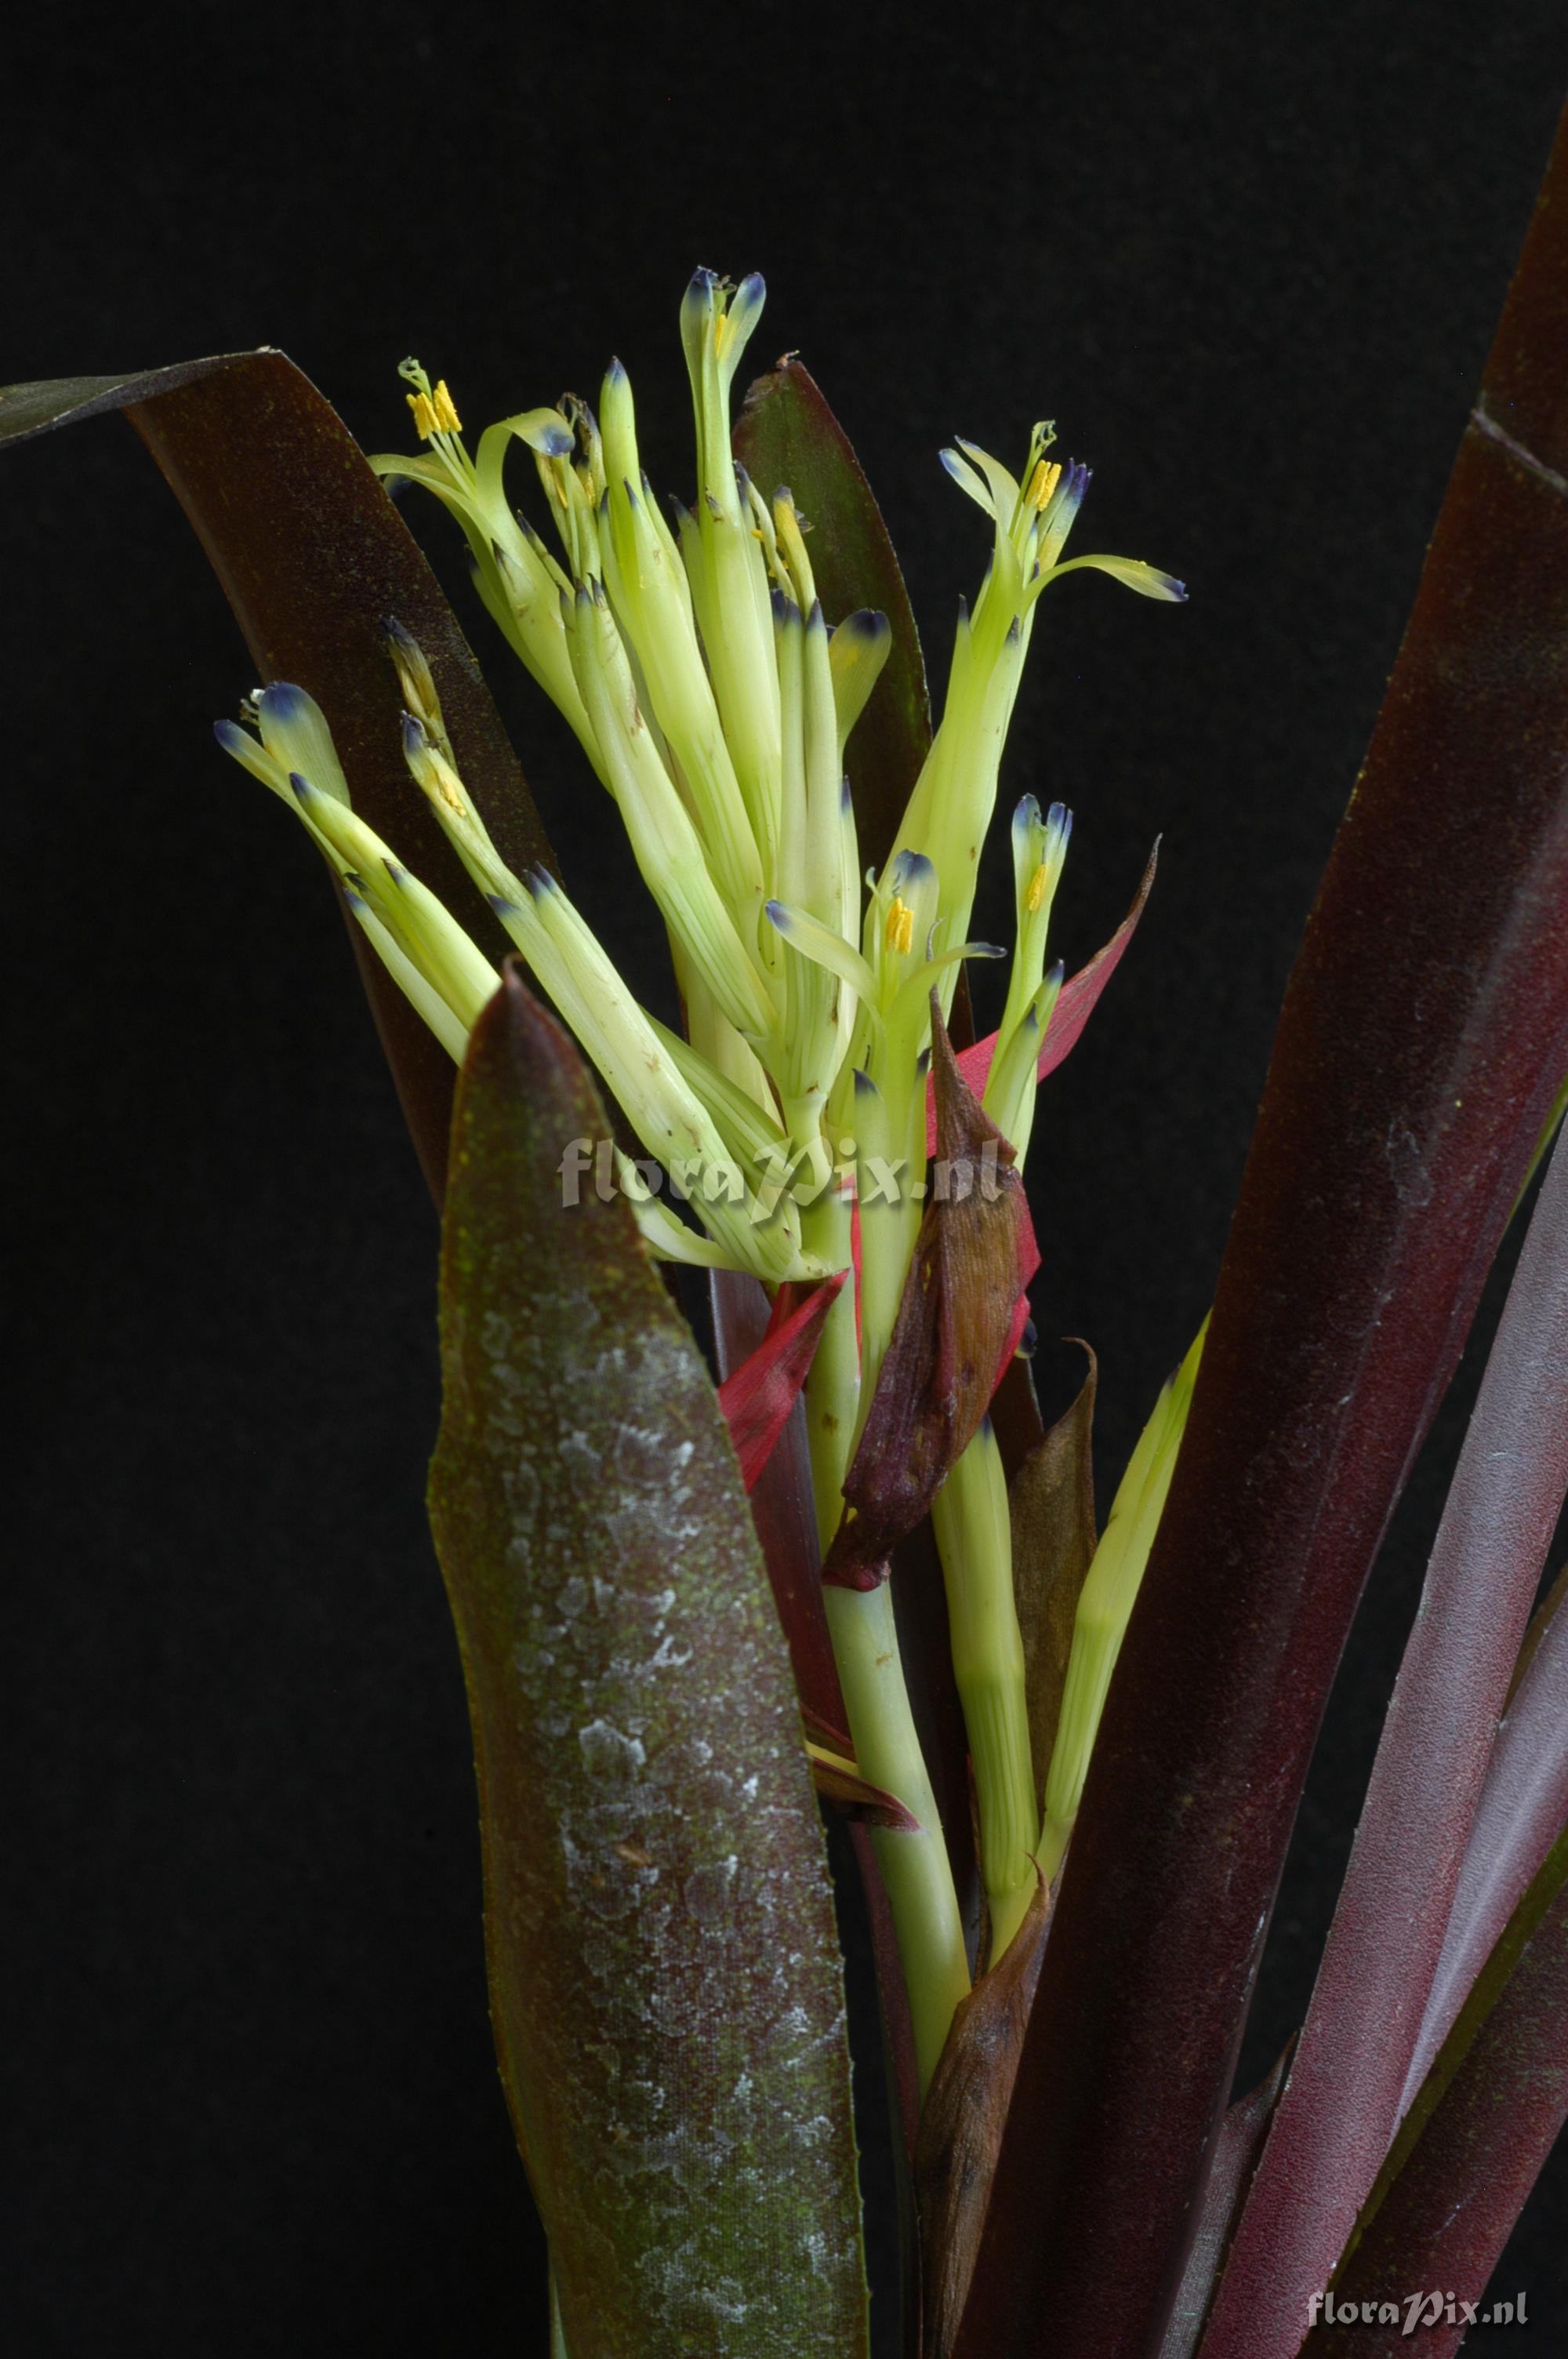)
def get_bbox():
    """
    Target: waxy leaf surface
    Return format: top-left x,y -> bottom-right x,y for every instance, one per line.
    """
961,100 -> 1568,2359
429,969 -> 868,2359
0,348 -> 553,1200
